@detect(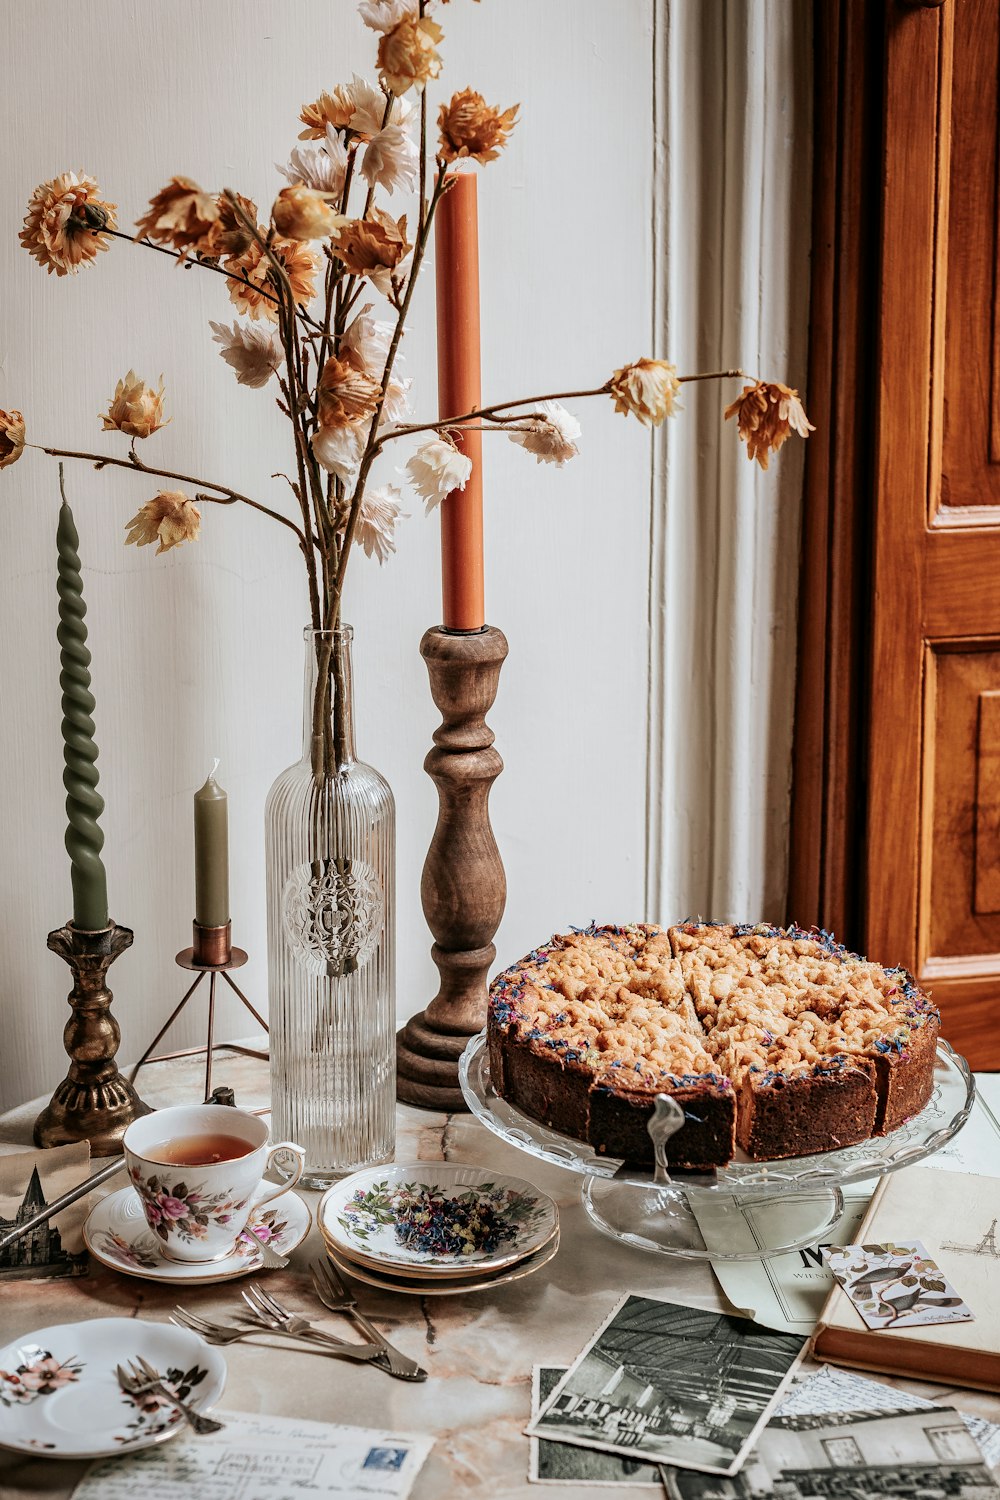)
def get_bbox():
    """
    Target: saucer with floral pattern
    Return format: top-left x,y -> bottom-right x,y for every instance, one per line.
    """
0,1316 -> 225,1458
84,1183 -> 310,1285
